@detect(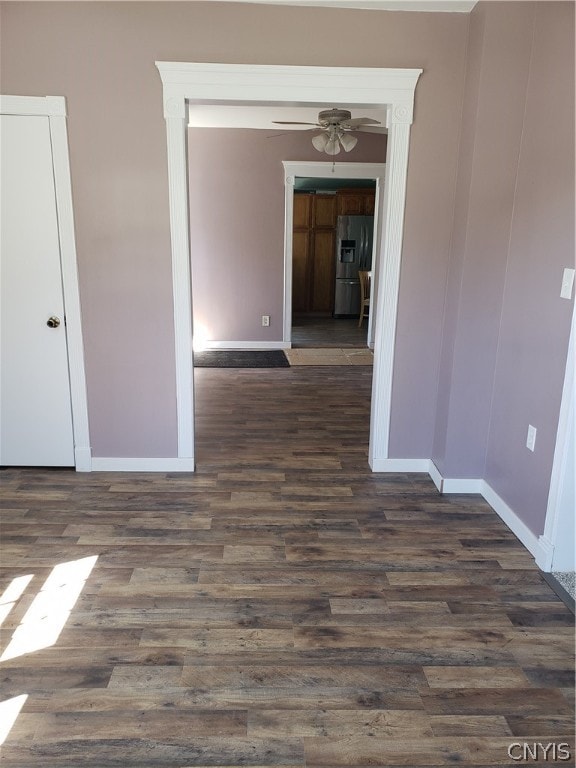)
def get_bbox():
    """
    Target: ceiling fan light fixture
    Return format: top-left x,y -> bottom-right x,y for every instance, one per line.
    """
339,133 -> 358,152
275,108 -> 380,155
324,137 -> 341,156
311,133 -> 329,152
